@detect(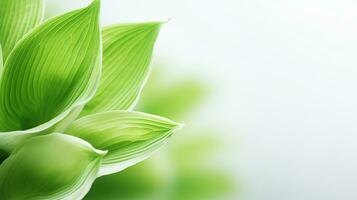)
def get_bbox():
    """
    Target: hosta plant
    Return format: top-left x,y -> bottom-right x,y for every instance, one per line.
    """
0,0 -> 182,199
